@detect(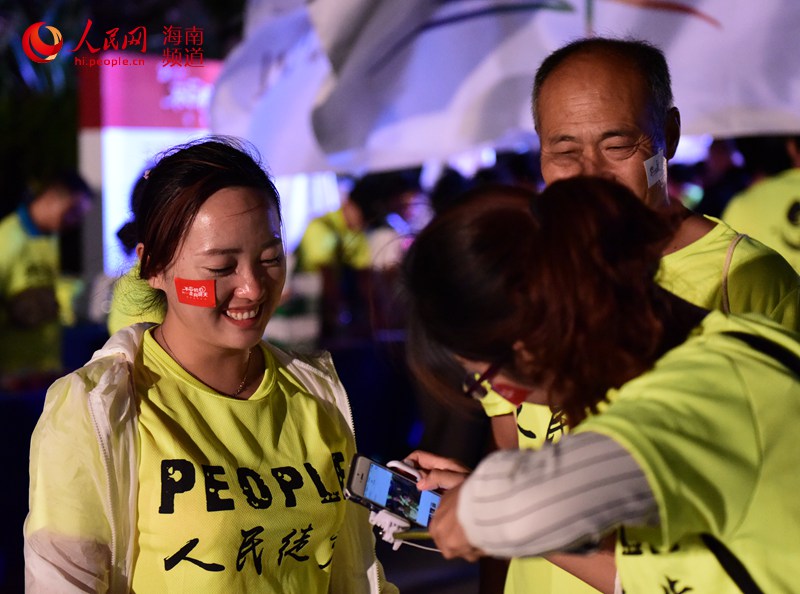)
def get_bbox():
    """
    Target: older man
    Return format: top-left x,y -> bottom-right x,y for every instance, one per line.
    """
480,37 -> 800,594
